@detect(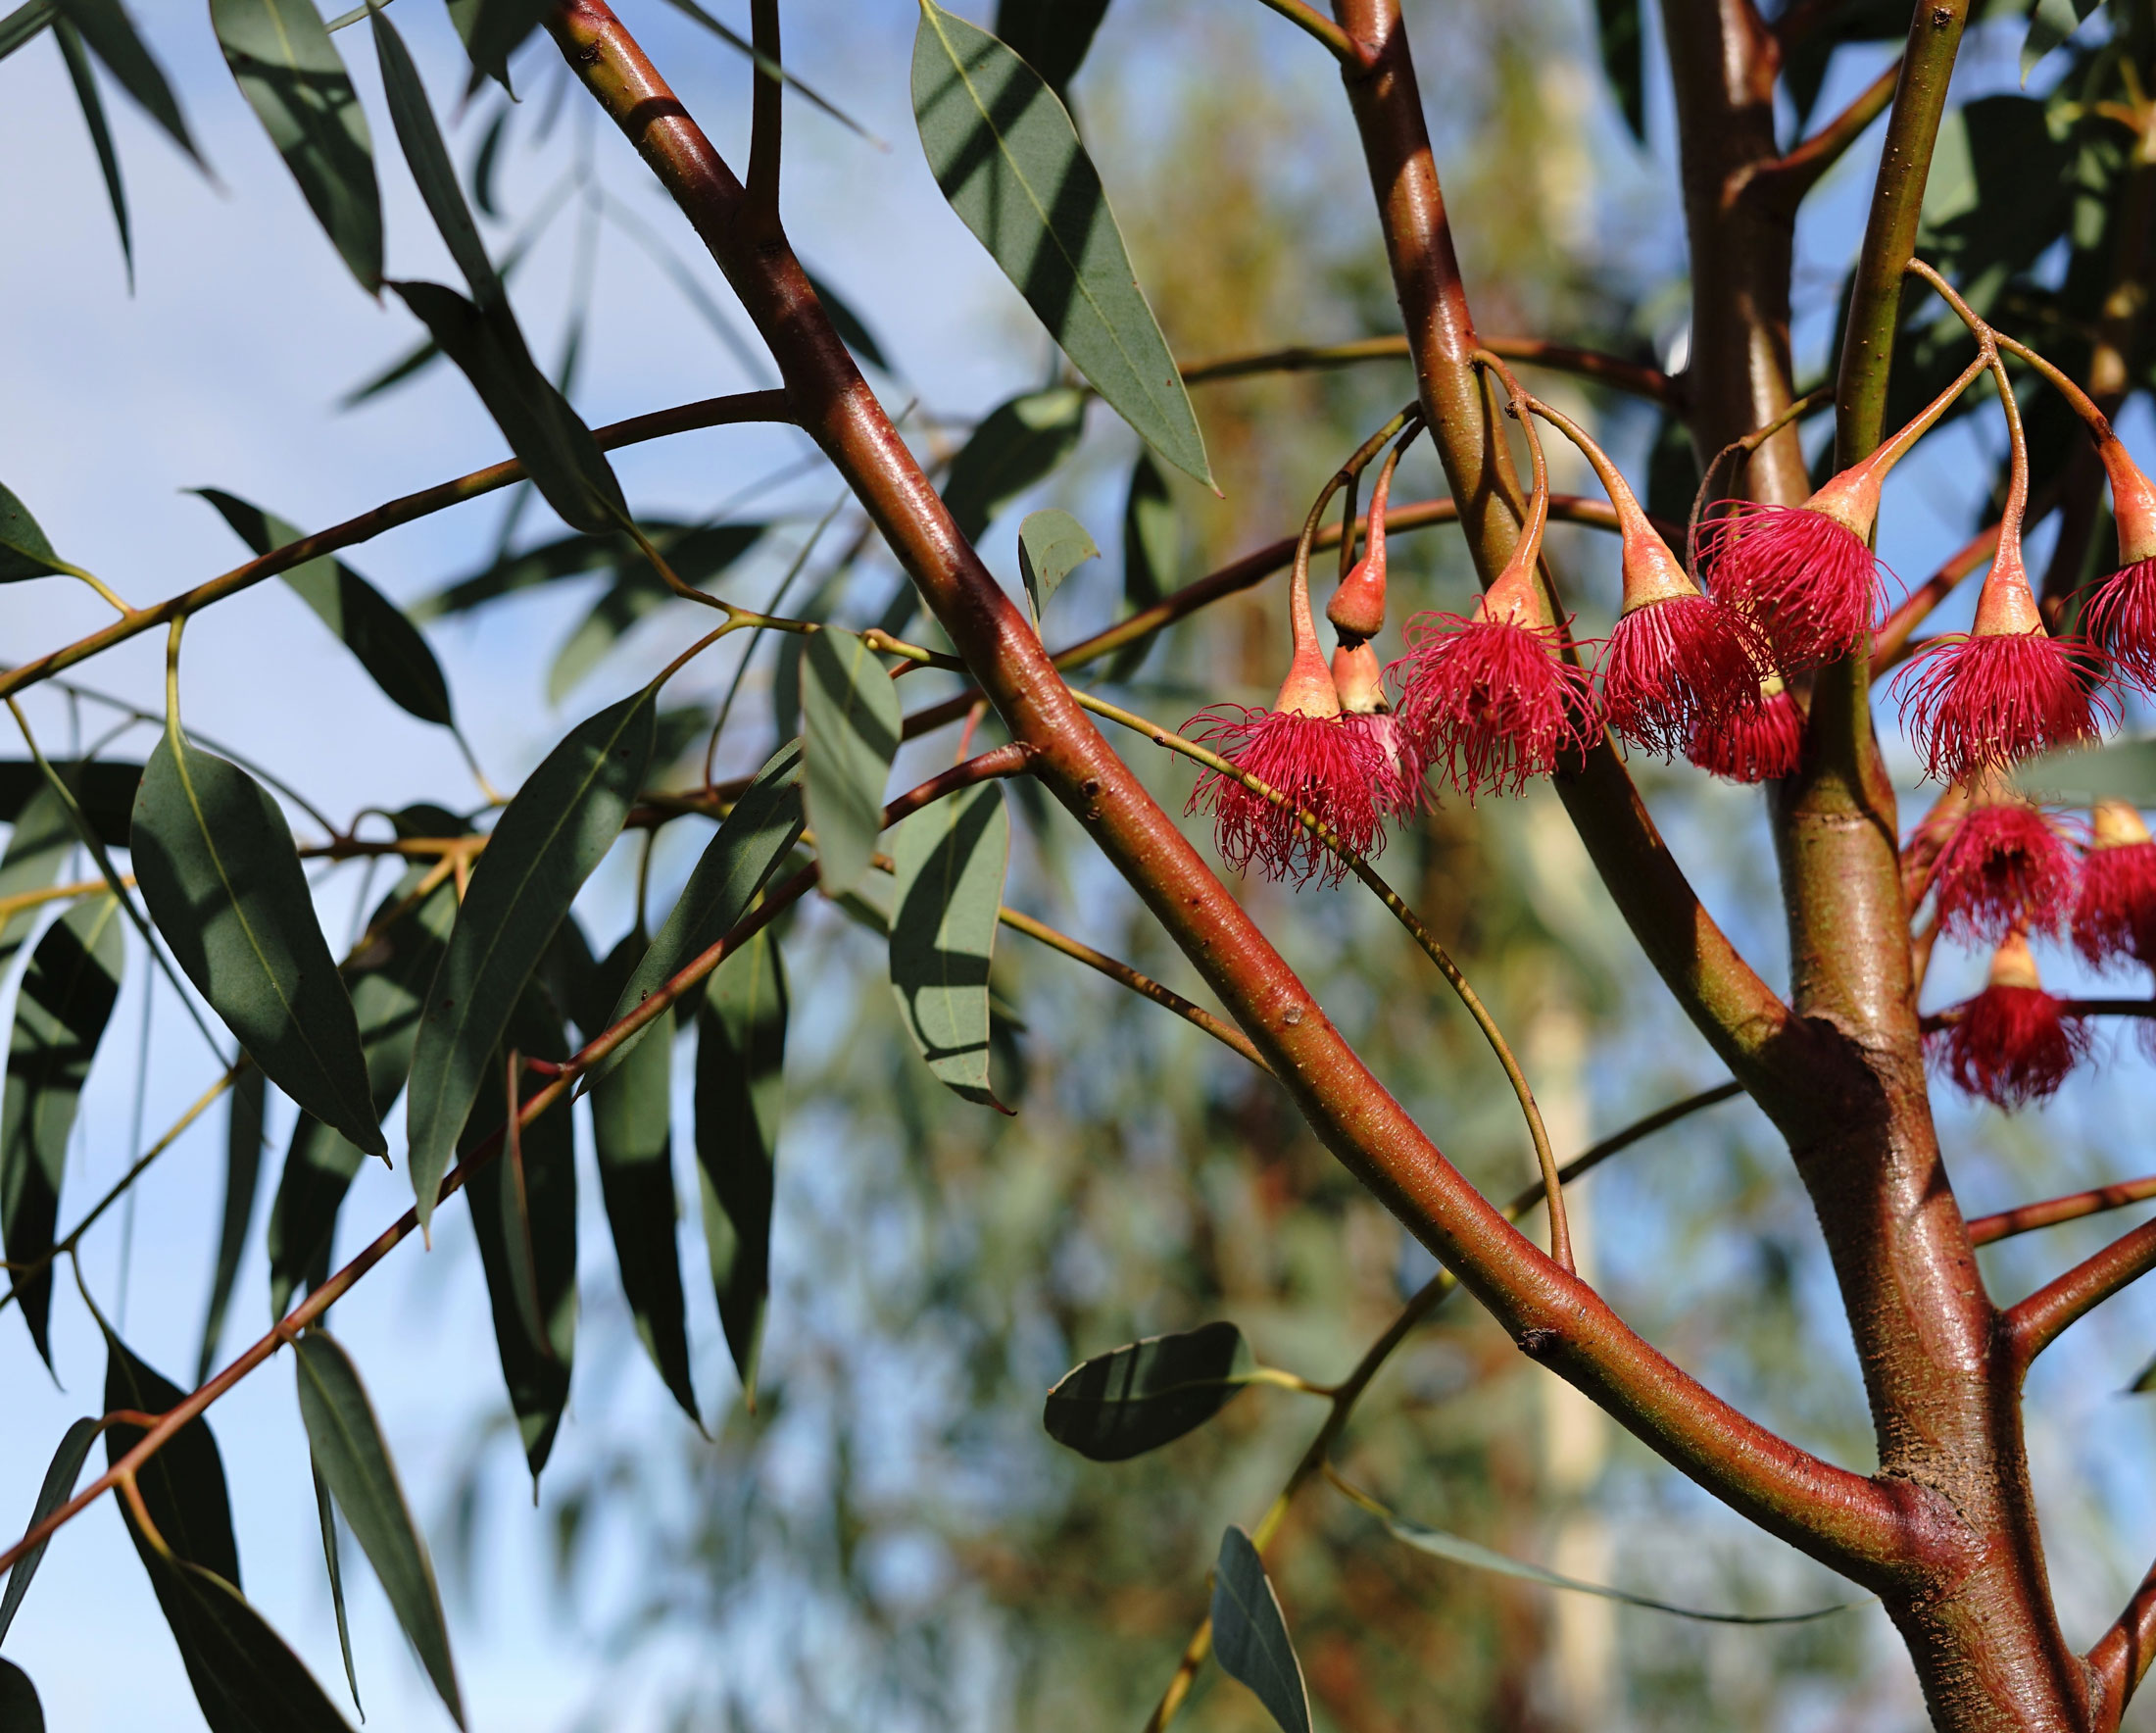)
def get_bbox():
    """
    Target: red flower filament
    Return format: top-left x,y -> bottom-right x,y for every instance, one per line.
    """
1597,595 -> 1768,761
2084,556 -> 2156,690
1688,678 -> 1803,783
1697,503 -> 1883,671
2074,802 -> 2156,969
1932,985 -> 2088,1110
1186,706 -> 1391,886
1924,801 -> 2077,945
1892,630 -> 2109,782
1392,613 -> 1597,800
